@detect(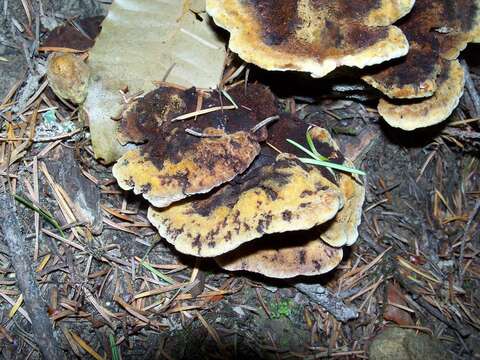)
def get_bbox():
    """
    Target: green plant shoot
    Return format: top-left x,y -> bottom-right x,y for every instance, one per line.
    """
14,194 -> 65,237
286,128 -> 366,176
